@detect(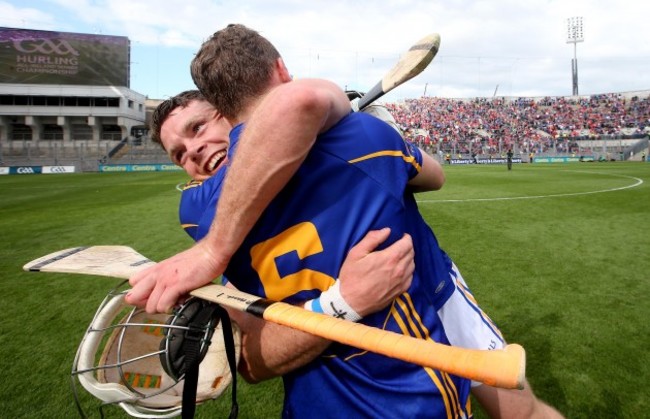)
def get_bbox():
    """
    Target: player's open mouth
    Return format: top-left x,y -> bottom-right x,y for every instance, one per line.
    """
207,150 -> 228,173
